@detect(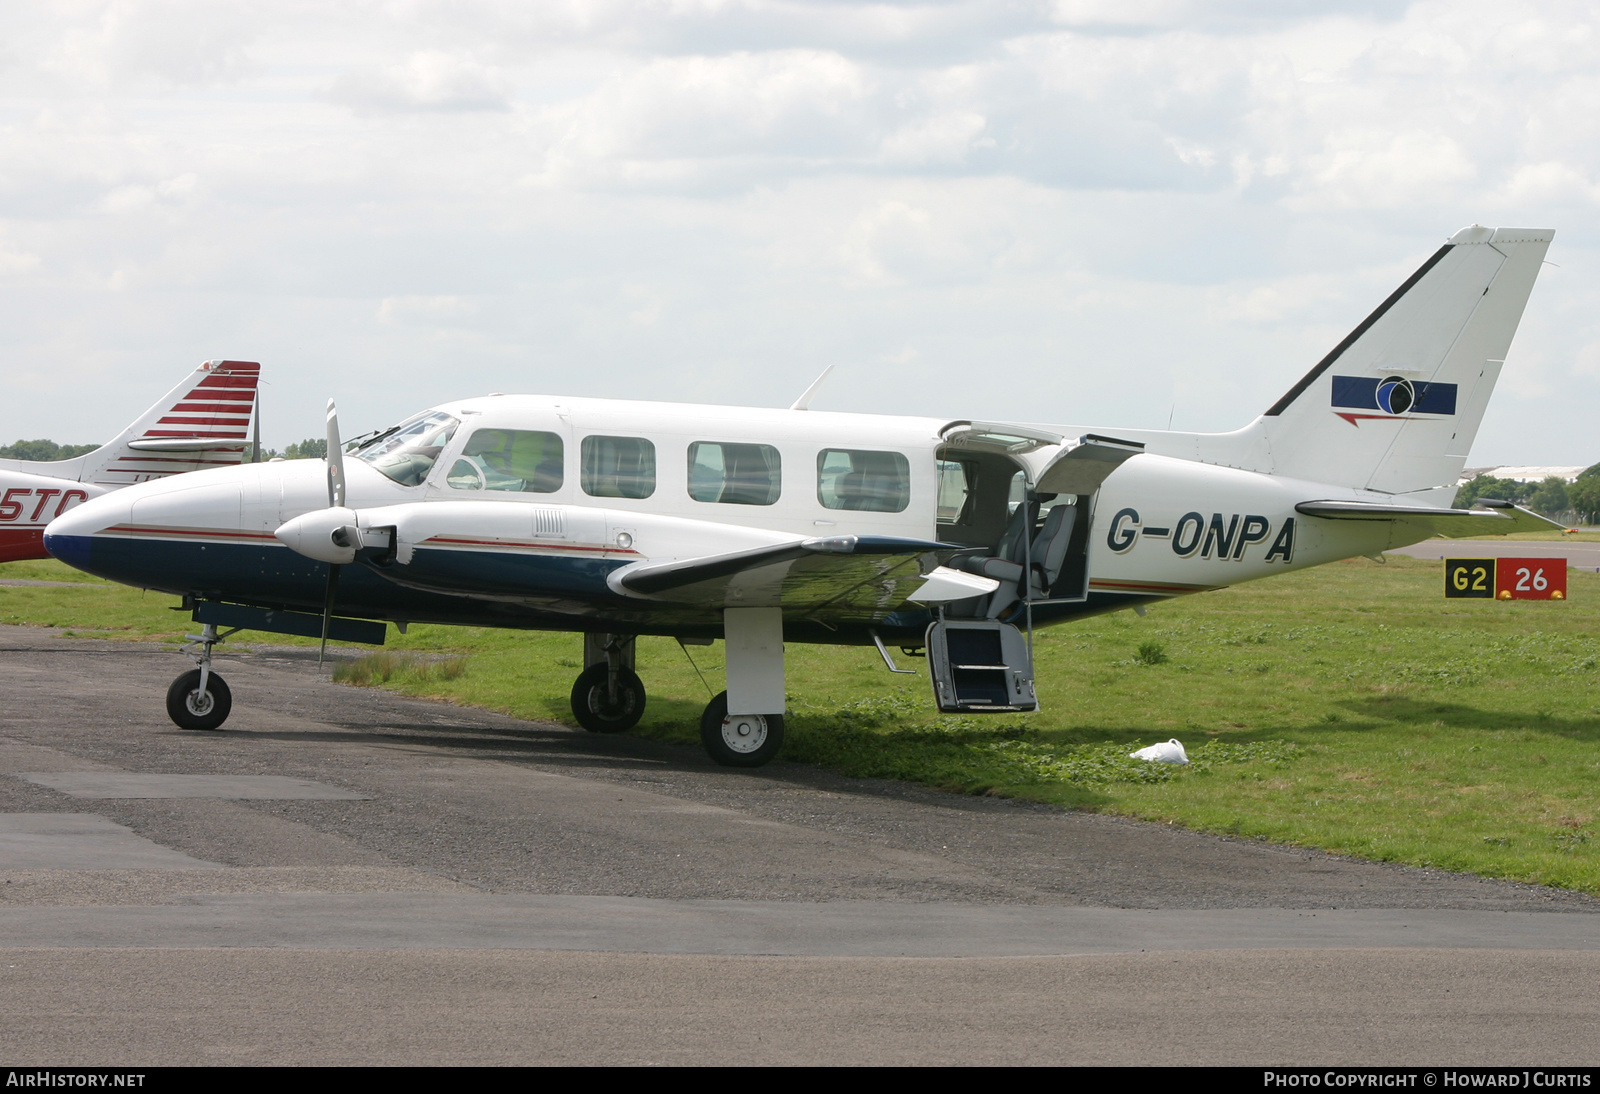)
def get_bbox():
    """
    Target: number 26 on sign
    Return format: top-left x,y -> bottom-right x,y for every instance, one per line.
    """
1444,558 -> 1567,600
